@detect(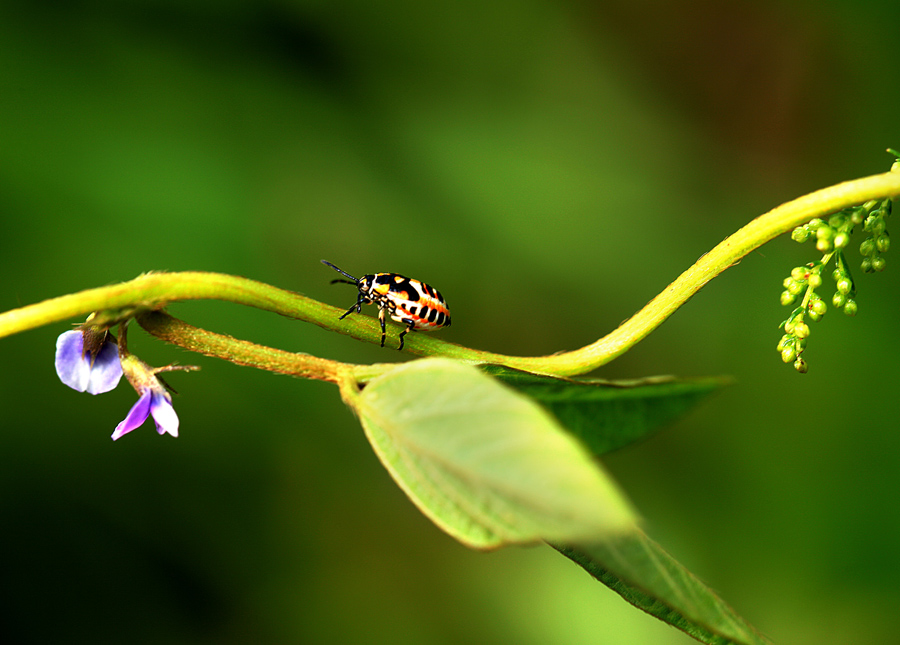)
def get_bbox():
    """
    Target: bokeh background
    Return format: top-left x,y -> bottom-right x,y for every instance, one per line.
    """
1,1 -> 898,643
